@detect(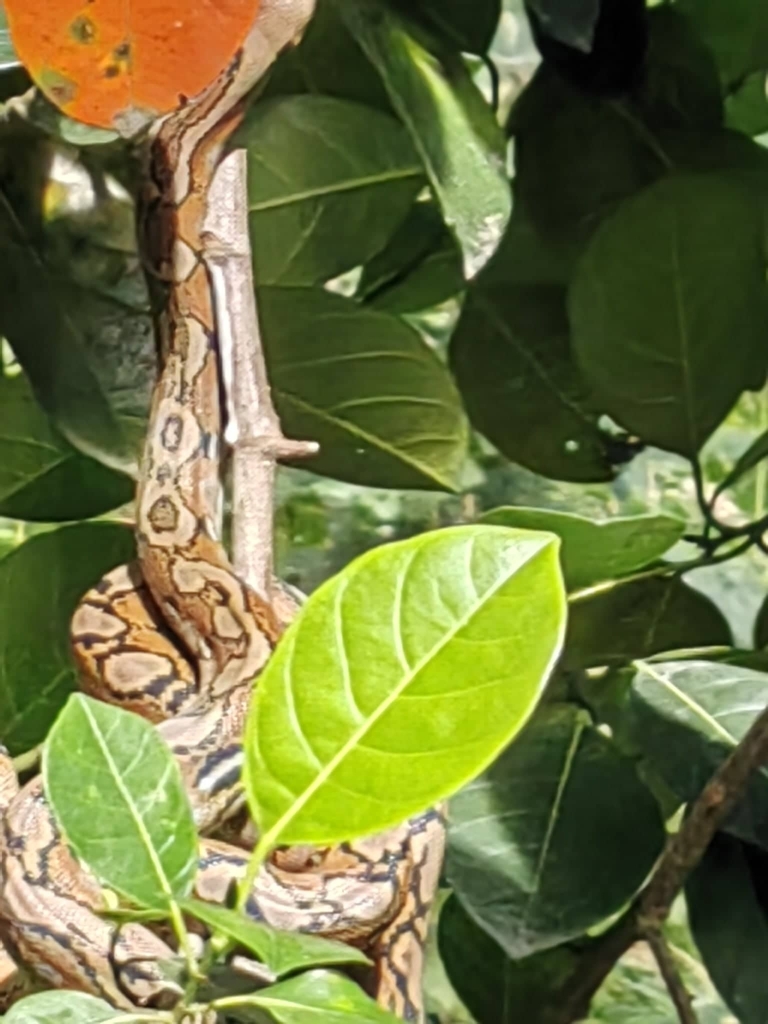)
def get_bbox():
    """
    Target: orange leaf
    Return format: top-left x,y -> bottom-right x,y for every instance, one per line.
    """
4,0 -> 261,133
